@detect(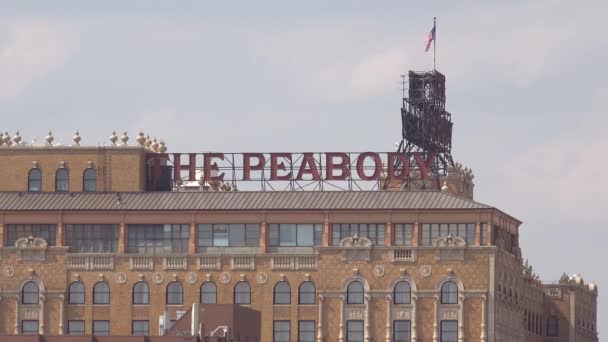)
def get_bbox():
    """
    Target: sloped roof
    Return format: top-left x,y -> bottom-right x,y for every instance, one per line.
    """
0,191 -> 492,211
